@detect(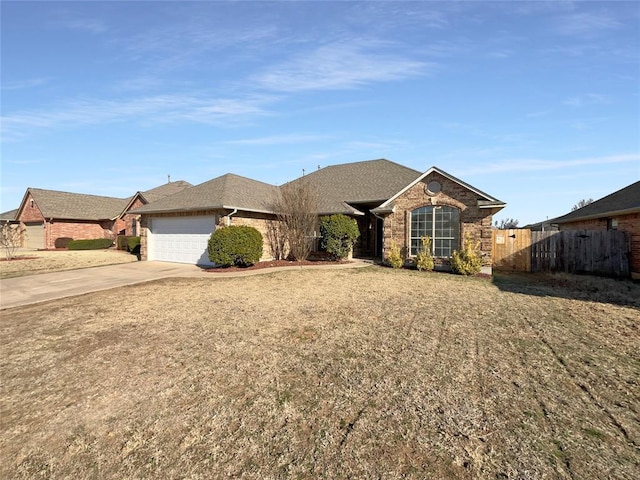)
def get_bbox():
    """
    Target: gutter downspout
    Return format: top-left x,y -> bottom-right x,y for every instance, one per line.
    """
226,208 -> 238,226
